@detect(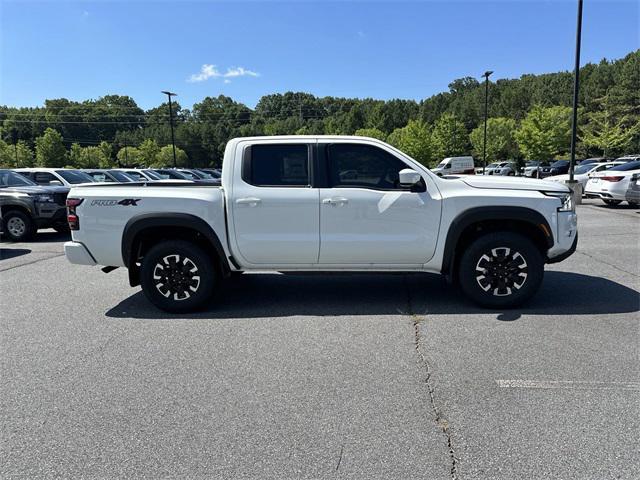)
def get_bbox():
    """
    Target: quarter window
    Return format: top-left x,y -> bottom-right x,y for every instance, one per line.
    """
243,144 -> 310,187
327,143 -> 411,190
